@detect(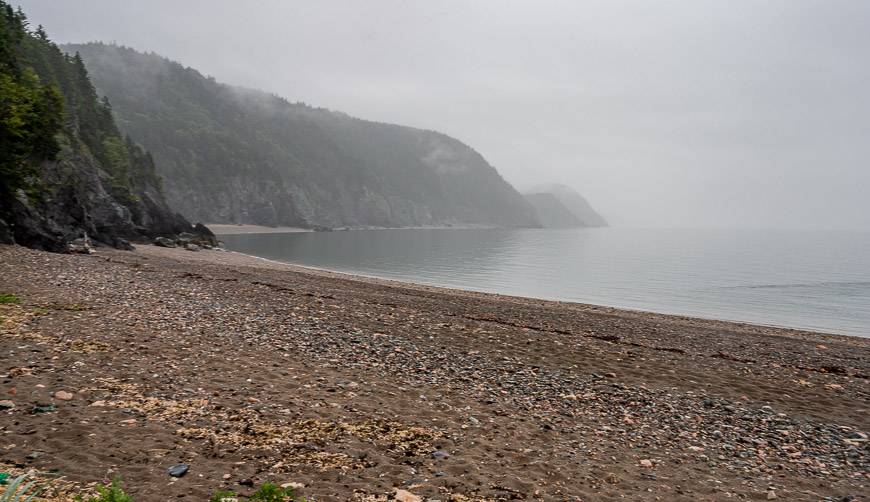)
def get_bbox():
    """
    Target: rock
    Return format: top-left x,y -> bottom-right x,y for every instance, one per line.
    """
605,372 -> 617,378
32,404 -> 56,413
168,464 -> 189,477
639,459 -> 653,468
0,218 -> 14,244
238,478 -> 254,487
394,489 -> 422,502
26,451 -> 40,460
184,243 -> 201,252
222,473 -> 231,480
431,450 -> 450,460
54,390 -> 74,401
68,234 -> 94,254
281,482 -> 305,489
766,490 -> 778,500
0,400 -> 14,409
154,236 -> 176,248
89,400 -> 106,407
